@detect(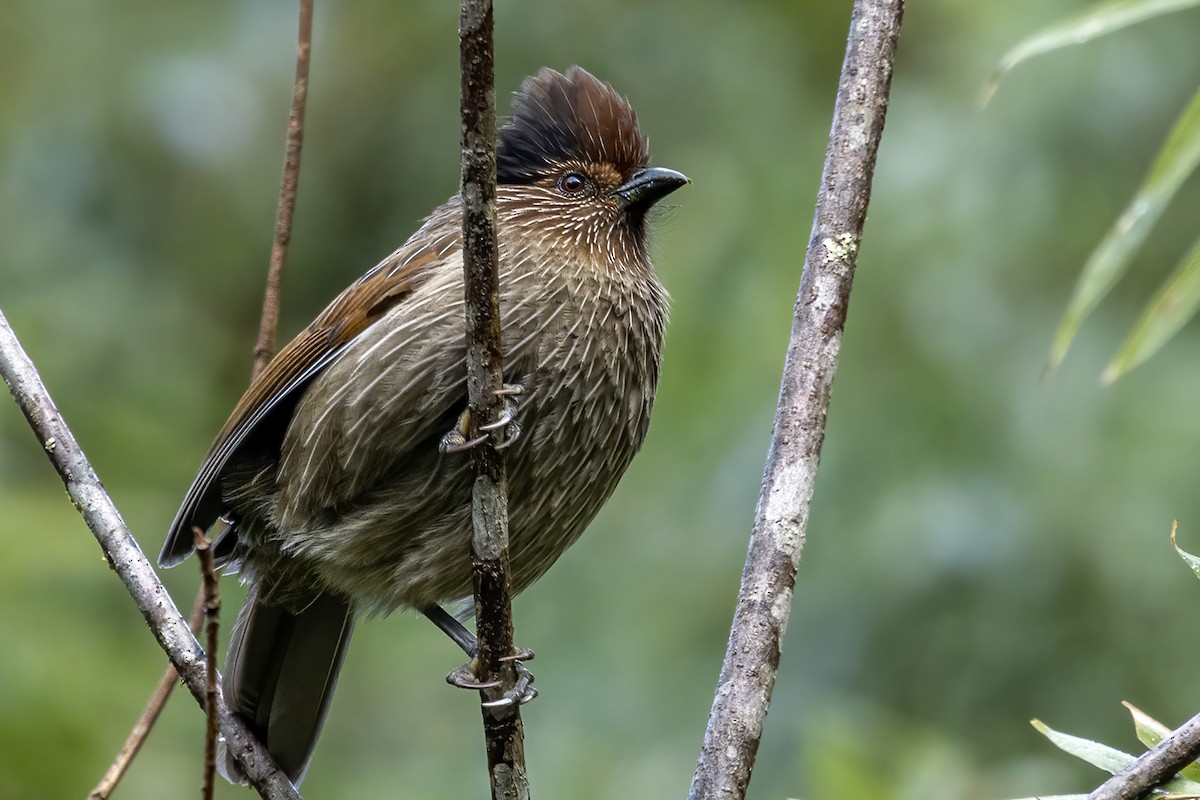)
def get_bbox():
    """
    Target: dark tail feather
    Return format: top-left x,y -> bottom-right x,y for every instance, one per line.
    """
219,583 -> 355,785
